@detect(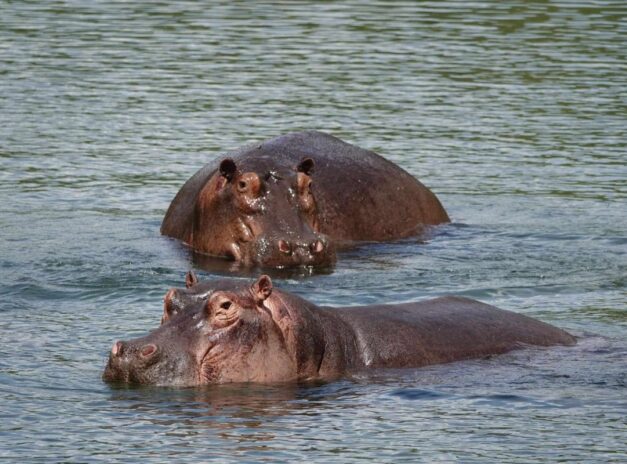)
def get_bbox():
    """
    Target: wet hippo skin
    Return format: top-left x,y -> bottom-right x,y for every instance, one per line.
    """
103,276 -> 575,386
161,131 -> 449,268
